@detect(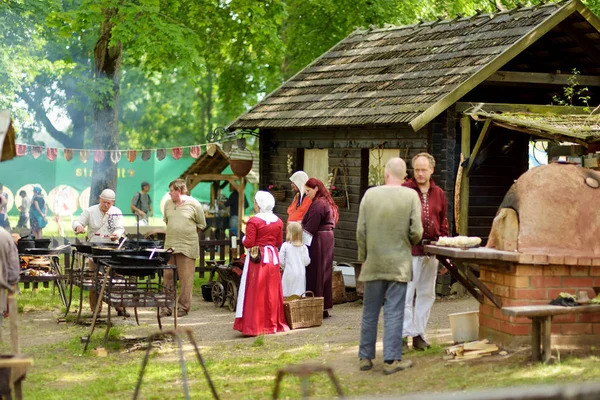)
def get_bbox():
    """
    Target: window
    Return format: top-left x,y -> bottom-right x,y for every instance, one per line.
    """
368,149 -> 401,186
304,149 -> 329,184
